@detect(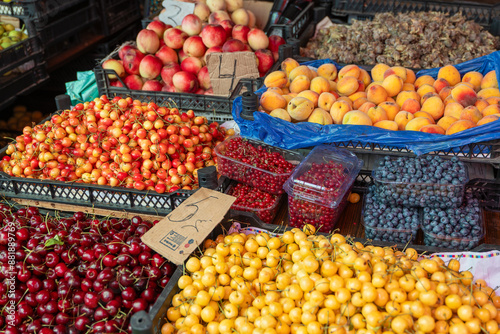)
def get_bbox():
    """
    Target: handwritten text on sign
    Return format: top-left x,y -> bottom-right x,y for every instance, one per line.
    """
159,0 -> 195,27
141,188 -> 236,264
